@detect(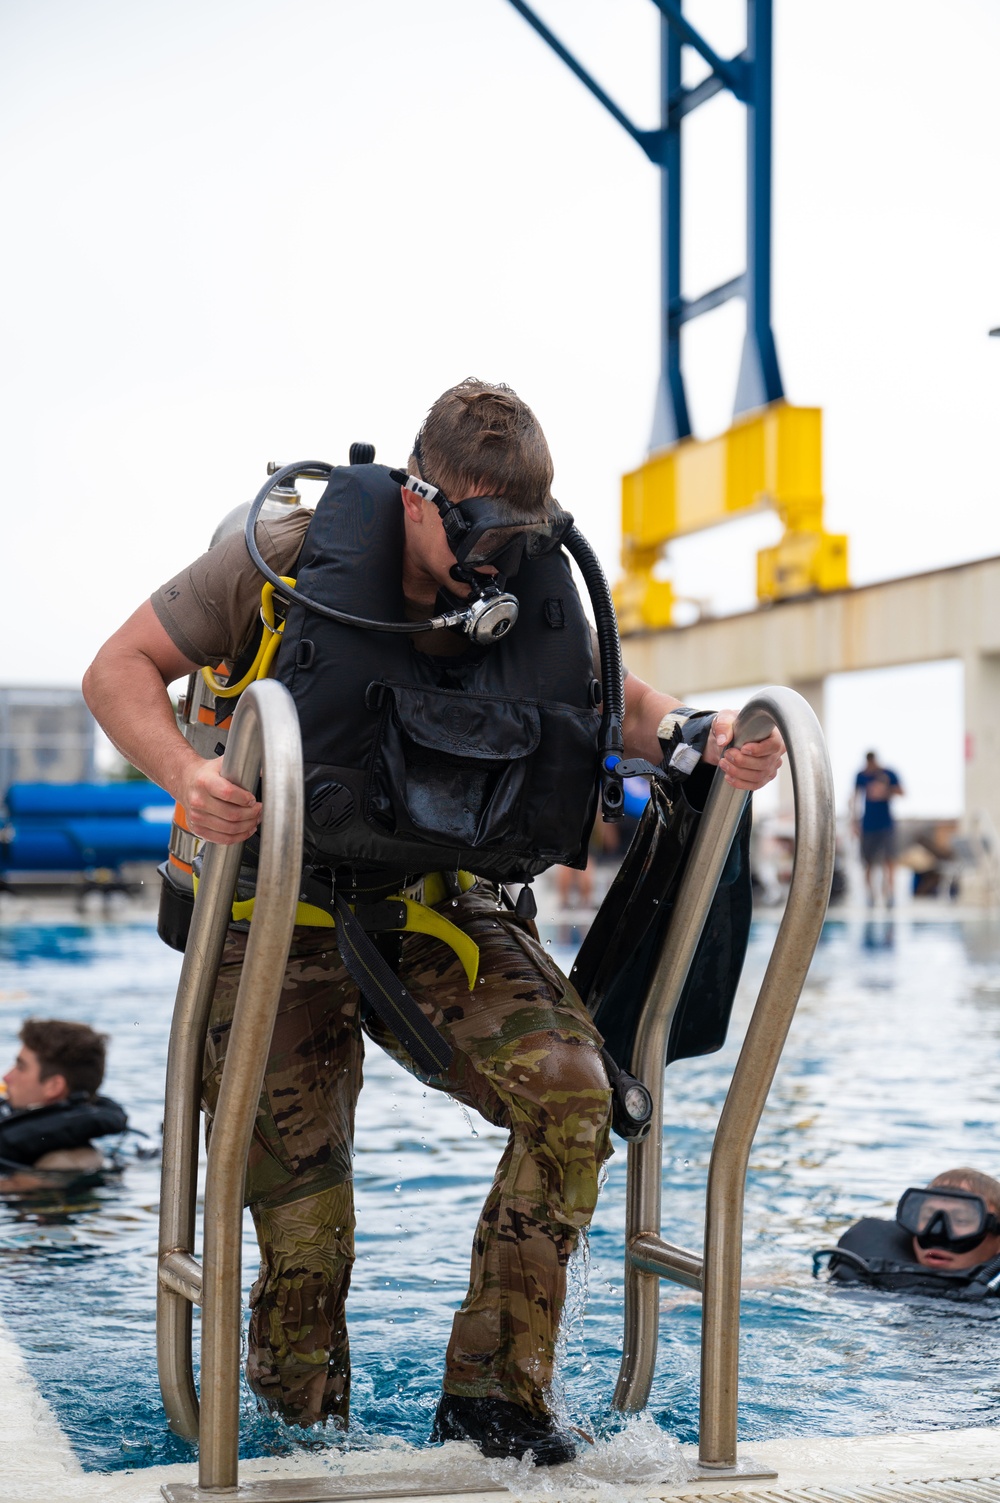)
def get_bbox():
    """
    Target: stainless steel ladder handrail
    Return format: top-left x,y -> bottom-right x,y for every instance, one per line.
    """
156,679 -> 304,1492
154,680 -> 830,1495
613,686 -> 835,1471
